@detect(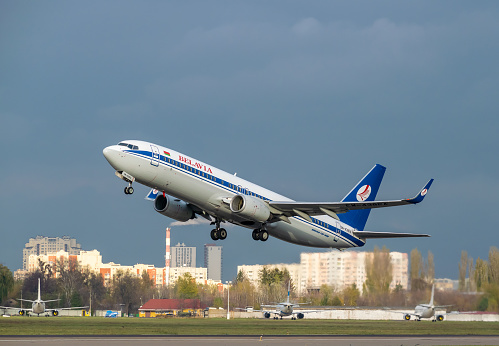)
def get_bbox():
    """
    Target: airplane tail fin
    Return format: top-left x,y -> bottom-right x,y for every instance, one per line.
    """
338,164 -> 386,231
429,284 -> 435,306
287,281 -> 291,304
38,278 -> 41,301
